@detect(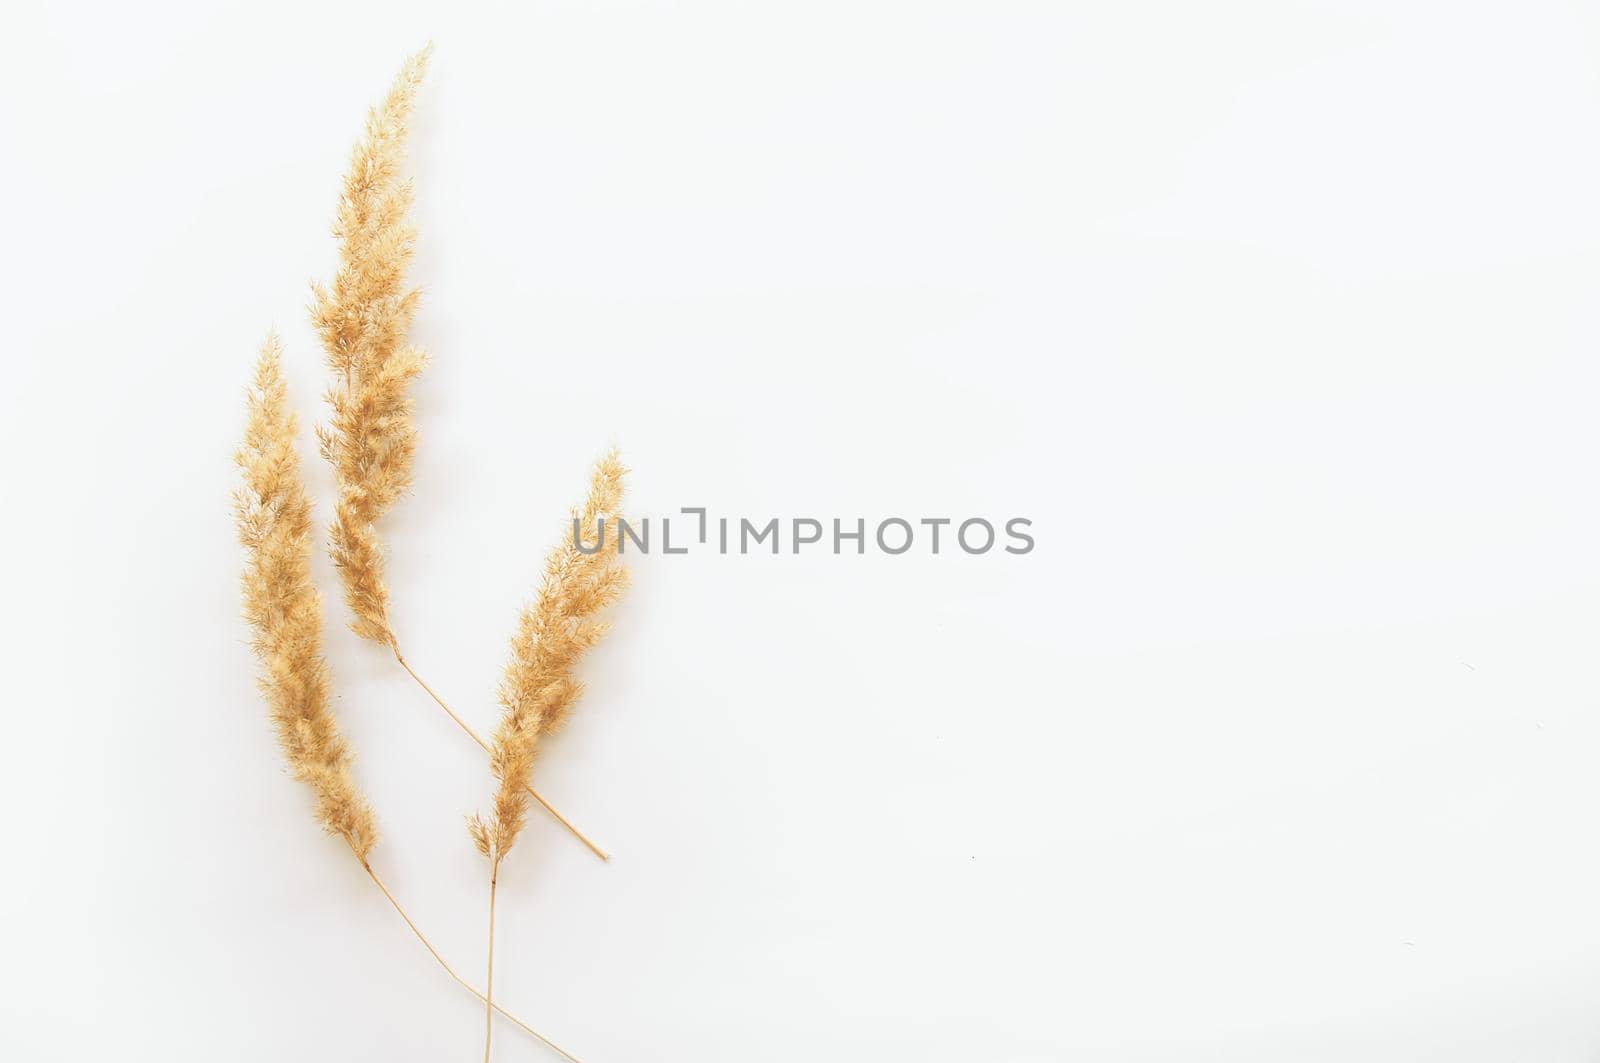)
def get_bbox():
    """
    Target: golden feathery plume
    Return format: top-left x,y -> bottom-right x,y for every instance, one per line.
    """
472,449 -> 628,861
470,450 -> 628,1061
312,49 -> 608,861
313,46 -> 430,648
235,334 -> 584,1063
236,333 -> 377,858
